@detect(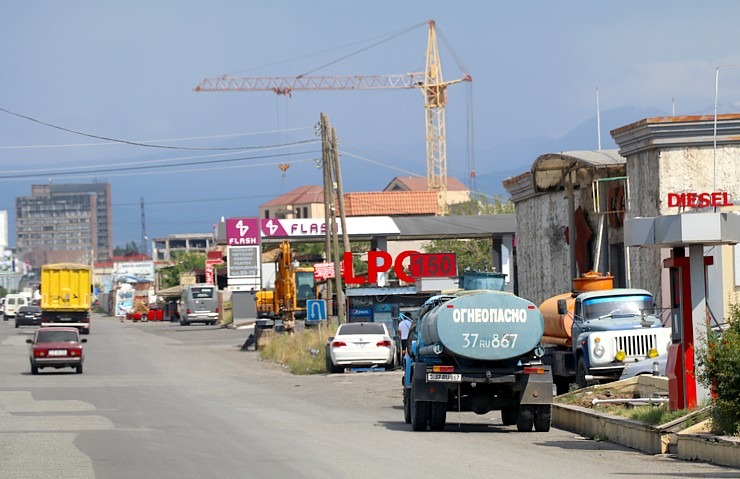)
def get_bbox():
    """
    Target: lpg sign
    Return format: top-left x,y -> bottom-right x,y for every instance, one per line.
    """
342,251 -> 457,285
